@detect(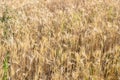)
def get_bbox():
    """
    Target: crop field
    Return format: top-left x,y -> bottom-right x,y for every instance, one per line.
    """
0,0 -> 120,80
